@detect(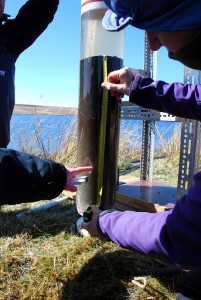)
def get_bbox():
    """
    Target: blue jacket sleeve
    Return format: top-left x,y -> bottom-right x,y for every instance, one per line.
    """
129,74 -> 201,121
99,171 -> 201,269
4,0 -> 59,58
0,148 -> 66,205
